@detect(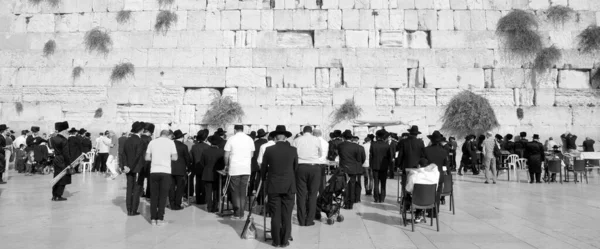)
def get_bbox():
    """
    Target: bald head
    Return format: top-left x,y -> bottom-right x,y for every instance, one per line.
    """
160,130 -> 171,137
